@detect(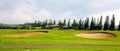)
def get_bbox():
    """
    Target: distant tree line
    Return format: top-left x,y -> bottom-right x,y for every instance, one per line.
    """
1,14 -> 120,31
